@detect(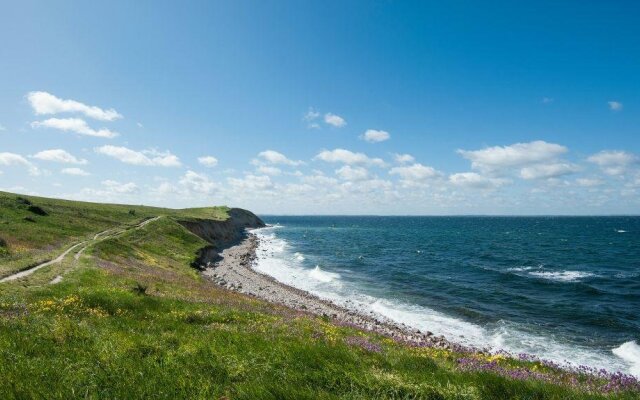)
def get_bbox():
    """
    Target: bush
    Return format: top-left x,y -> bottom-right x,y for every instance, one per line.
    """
16,196 -> 32,206
128,209 -> 136,216
27,205 -> 48,216
0,237 -> 6,247
133,282 -> 148,295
